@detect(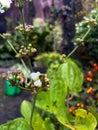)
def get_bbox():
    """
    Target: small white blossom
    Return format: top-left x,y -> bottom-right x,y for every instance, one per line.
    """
0,0 -> 12,13
91,10 -> 97,13
87,25 -> 90,28
0,8 -> 4,13
79,22 -> 83,26
30,72 -> 41,81
73,42 -> 77,46
83,16 -> 88,20
0,0 -> 12,8
34,79 -> 42,87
